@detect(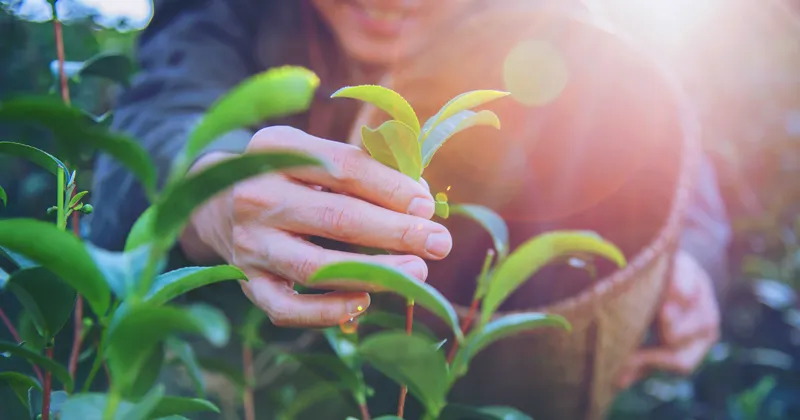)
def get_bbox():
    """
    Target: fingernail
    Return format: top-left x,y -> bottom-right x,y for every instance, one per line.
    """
400,259 -> 428,281
425,232 -> 452,258
407,197 -> 435,218
347,300 -> 368,316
